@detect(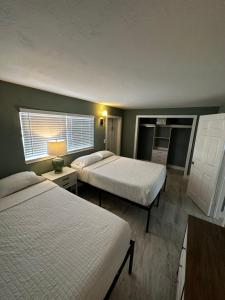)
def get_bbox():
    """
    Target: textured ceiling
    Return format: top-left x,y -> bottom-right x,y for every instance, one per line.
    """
0,0 -> 225,108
